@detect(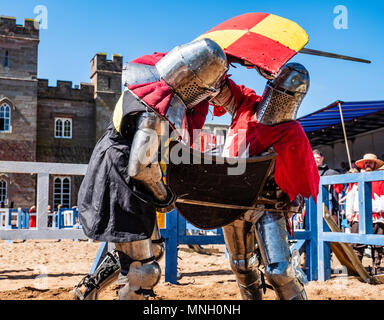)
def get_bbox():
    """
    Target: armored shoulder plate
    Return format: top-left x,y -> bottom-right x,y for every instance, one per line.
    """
122,63 -> 160,87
